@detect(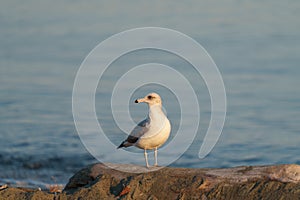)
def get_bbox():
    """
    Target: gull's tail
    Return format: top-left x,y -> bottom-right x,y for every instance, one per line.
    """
117,135 -> 138,149
117,141 -> 126,149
